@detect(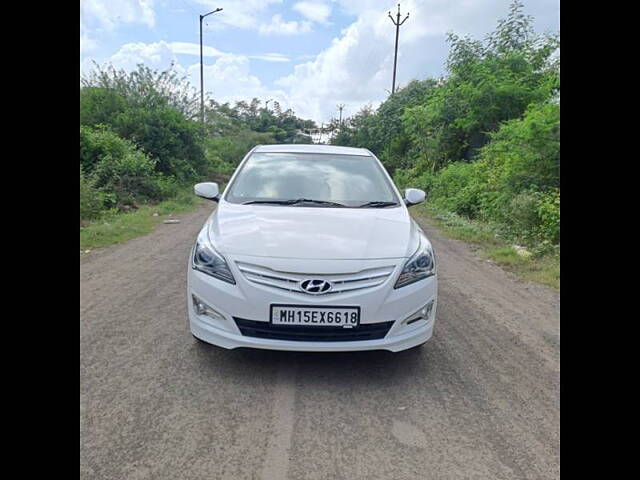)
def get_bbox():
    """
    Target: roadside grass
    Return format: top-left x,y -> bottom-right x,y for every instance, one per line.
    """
413,204 -> 560,290
80,188 -> 204,250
